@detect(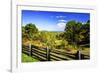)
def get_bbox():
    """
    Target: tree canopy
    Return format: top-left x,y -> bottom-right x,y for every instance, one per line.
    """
22,23 -> 38,40
64,20 -> 90,46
